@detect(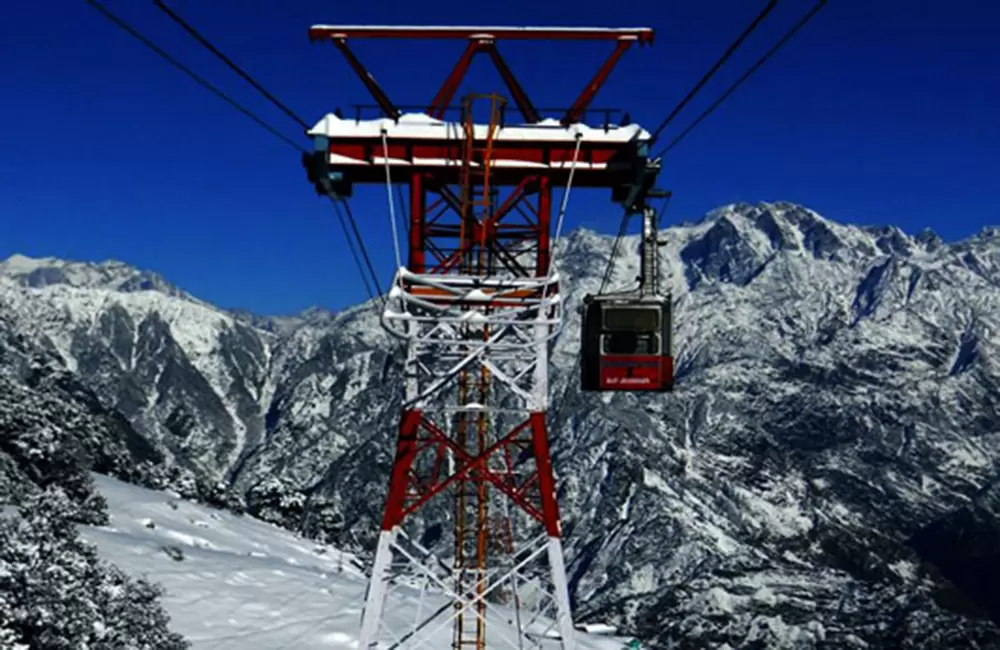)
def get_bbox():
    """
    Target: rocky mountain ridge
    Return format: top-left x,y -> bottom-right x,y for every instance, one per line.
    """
2,201 -> 999,647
